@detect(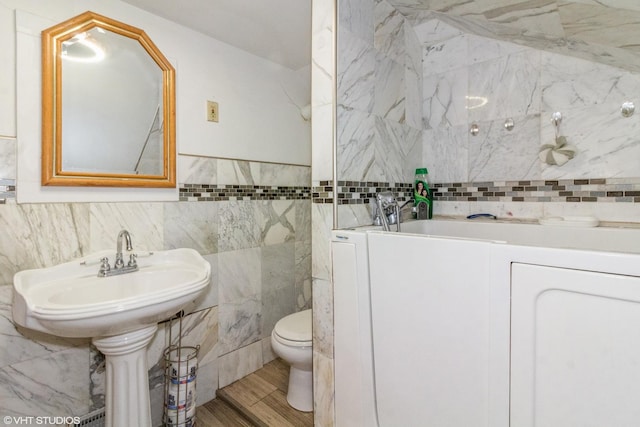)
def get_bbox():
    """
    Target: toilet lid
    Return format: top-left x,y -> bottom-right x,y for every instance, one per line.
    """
274,309 -> 312,342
